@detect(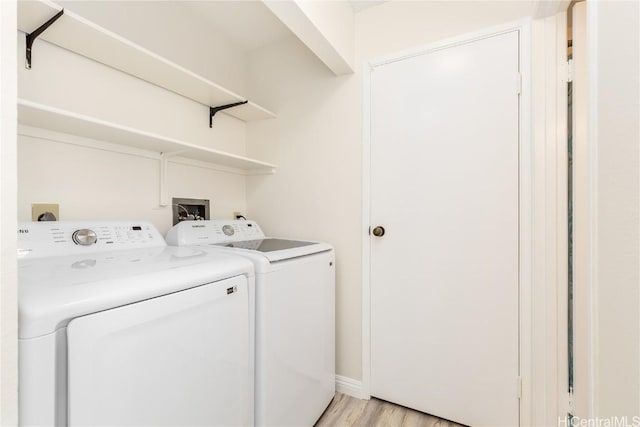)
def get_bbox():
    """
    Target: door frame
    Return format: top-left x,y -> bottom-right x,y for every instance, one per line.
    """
361,19 -> 536,424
